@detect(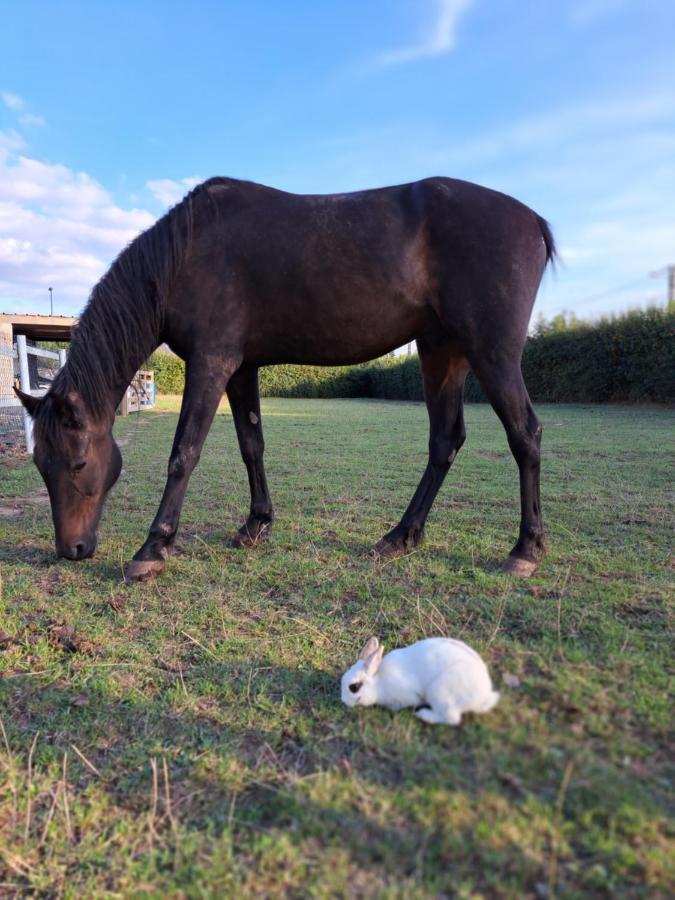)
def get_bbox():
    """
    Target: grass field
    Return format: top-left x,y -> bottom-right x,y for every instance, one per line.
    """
0,396 -> 673,898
